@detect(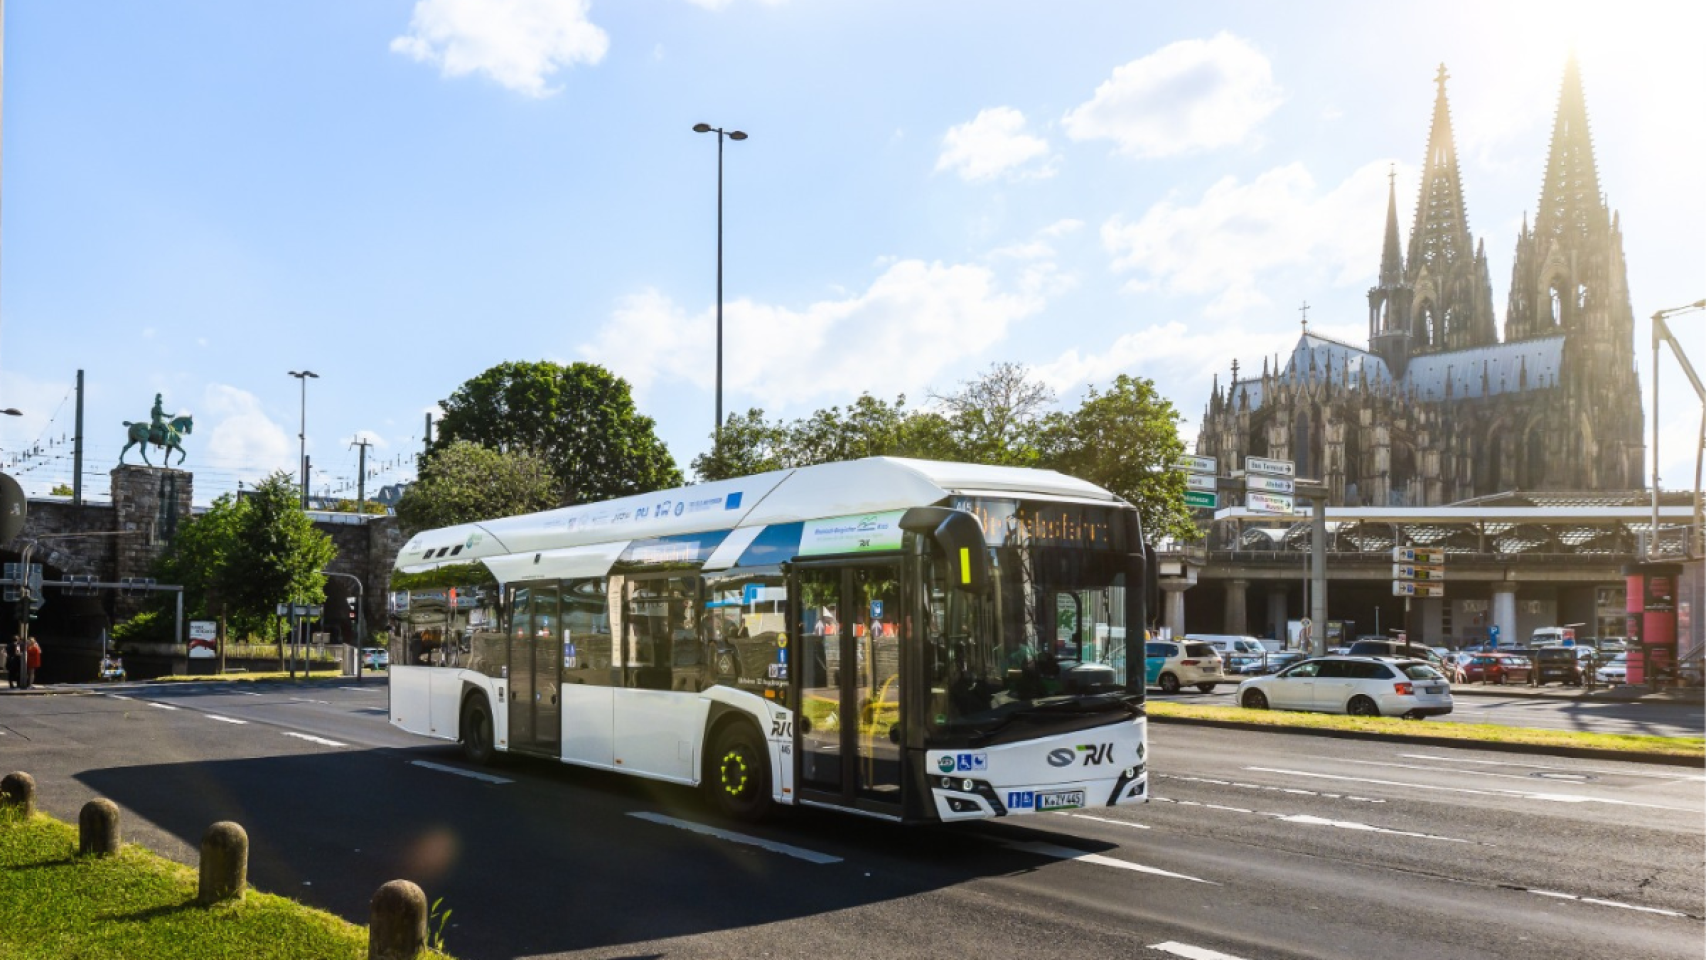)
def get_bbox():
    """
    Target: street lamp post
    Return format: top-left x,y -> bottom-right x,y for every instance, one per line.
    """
288,371 -> 318,509
692,122 -> 747,465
